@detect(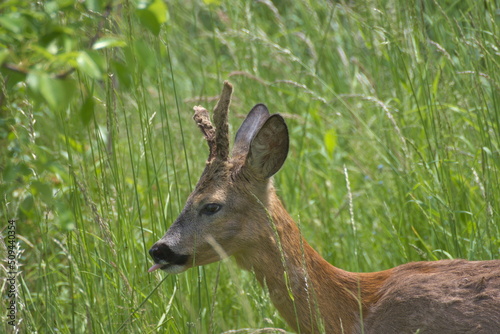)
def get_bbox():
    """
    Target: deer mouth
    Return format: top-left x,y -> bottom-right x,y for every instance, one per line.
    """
148,262 -> 168,272
148,242 -> 189,273
148,242 -> 190,274
148,261 -> 189,274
